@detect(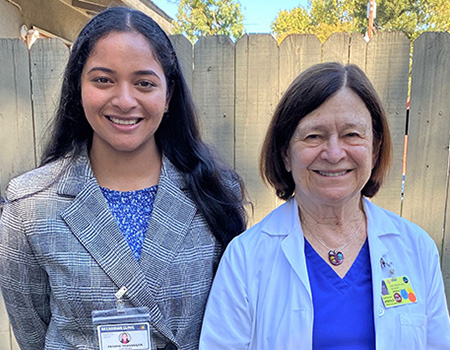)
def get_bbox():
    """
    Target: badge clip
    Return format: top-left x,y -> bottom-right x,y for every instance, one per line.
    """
380,257 -> 395,276
115,286 -> 128,312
